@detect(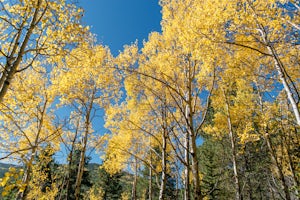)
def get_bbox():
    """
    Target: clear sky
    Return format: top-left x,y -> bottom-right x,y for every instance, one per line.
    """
78,0 -> 162,55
